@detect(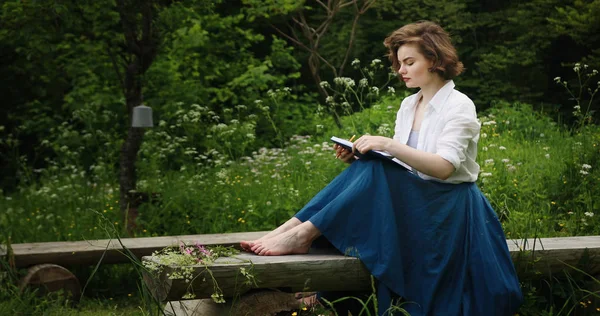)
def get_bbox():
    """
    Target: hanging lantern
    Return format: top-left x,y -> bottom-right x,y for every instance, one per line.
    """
131,104 -> 153,128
